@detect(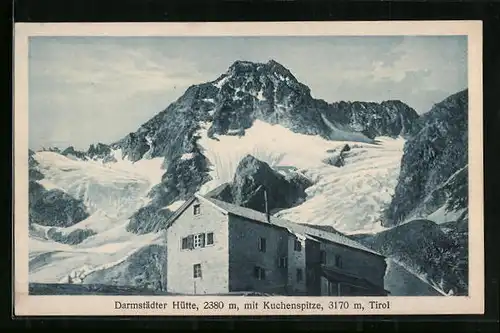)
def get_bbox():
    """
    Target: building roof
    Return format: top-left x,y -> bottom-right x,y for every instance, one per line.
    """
198,195 -> 383,257
164,196 -> 197,229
